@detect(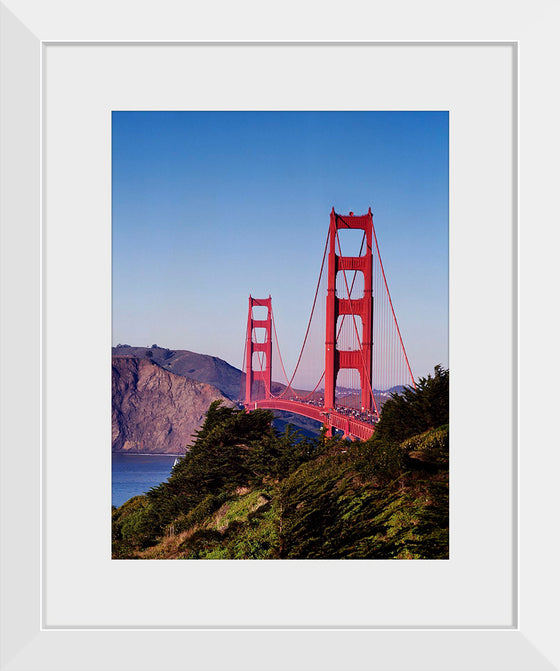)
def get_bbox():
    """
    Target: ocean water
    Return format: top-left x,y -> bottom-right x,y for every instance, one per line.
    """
112,453 -> 179,508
